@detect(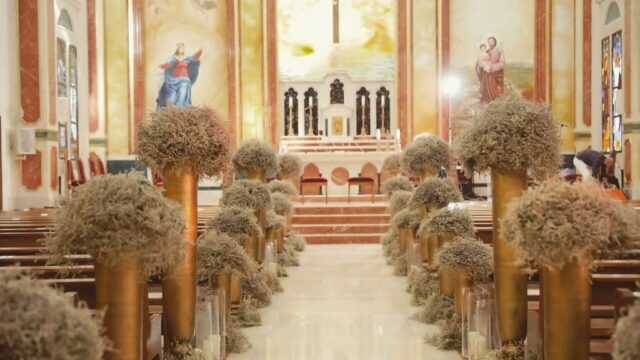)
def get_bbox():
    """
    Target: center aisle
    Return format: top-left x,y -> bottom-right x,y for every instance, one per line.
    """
229,244 -> 462,360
